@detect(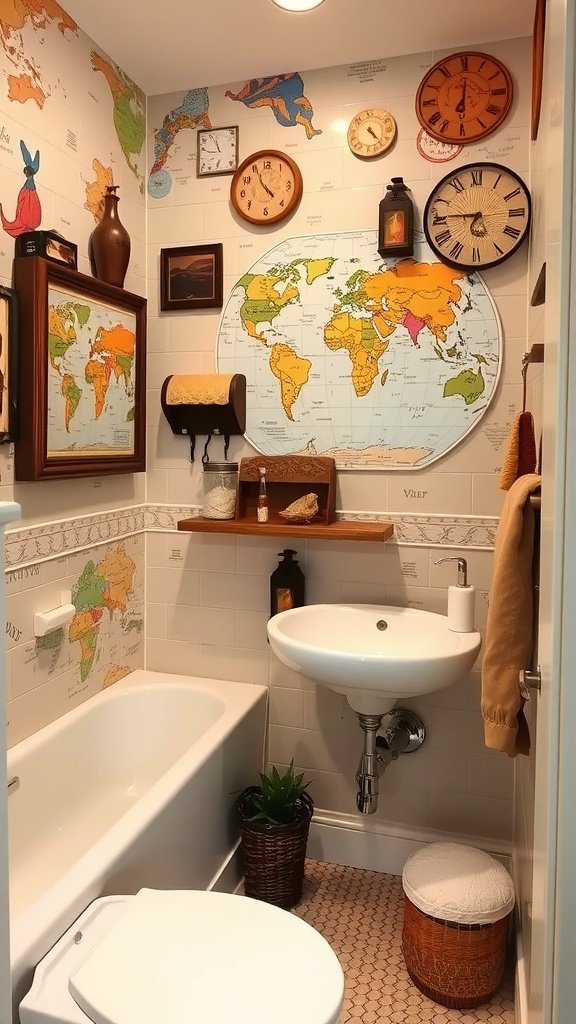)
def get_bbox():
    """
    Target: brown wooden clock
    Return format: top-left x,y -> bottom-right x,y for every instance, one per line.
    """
416,51 -> 513,144
230,149 -> 303,226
